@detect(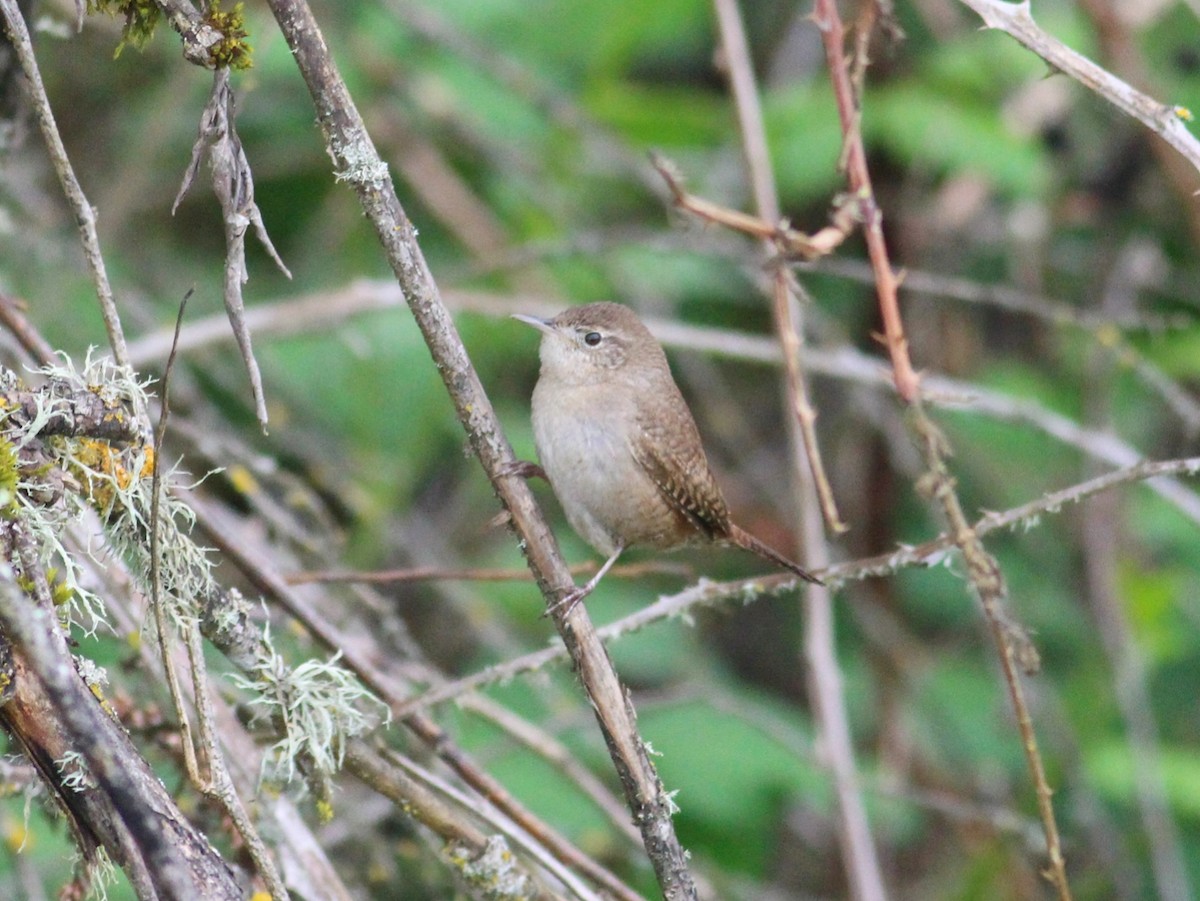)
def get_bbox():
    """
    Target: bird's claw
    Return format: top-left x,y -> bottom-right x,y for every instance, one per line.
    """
543,584 -> 592,619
